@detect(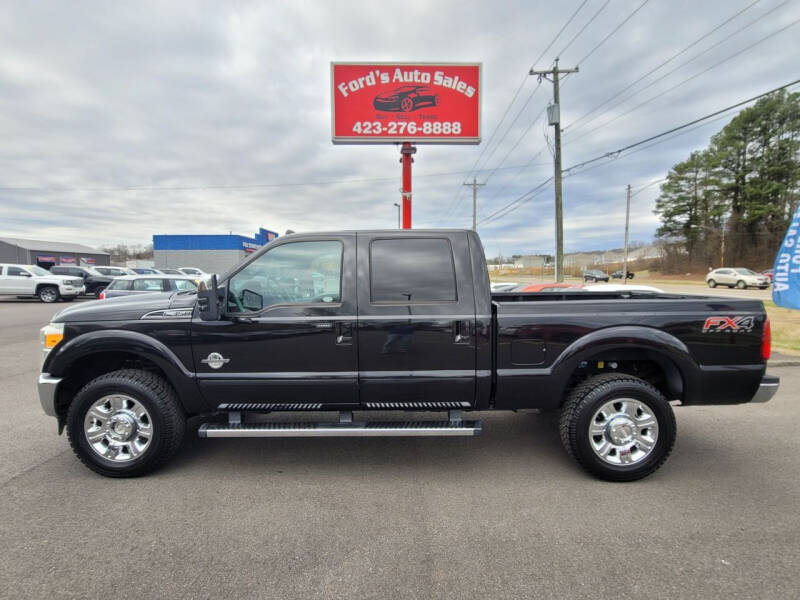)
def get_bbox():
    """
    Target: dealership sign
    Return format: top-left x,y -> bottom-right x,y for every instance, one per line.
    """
331,62 -> 481,144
